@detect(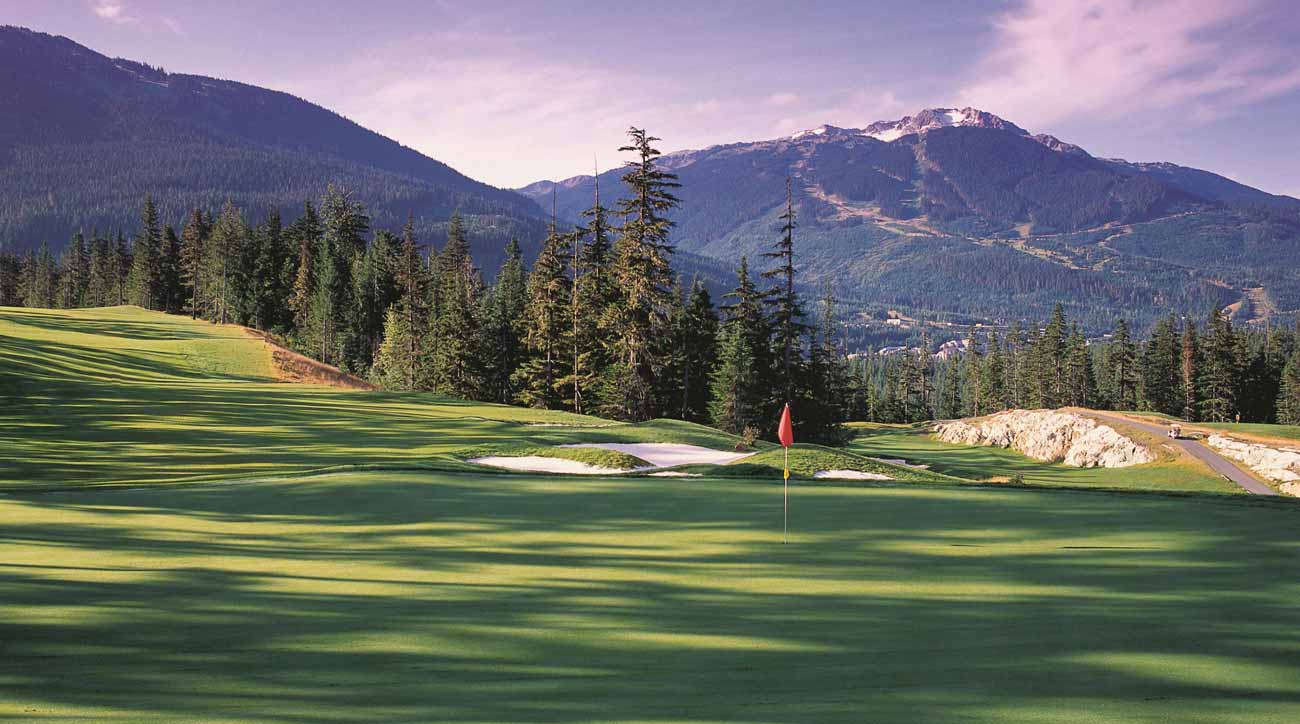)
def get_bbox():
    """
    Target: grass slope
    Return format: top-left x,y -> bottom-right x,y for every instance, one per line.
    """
1116,412 -> 1300,445
0,307 -> 746,489
1,472 -> 1296,723
848,424 -> 1237,494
